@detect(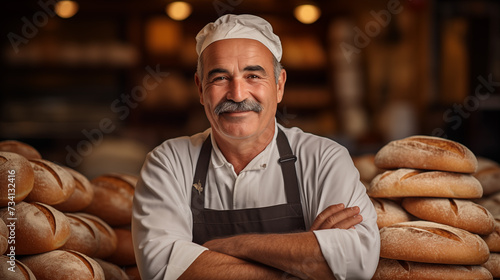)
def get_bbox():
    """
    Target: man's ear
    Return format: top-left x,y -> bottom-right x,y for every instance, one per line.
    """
194,72 -> 204,105
276,68 -> 287,103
